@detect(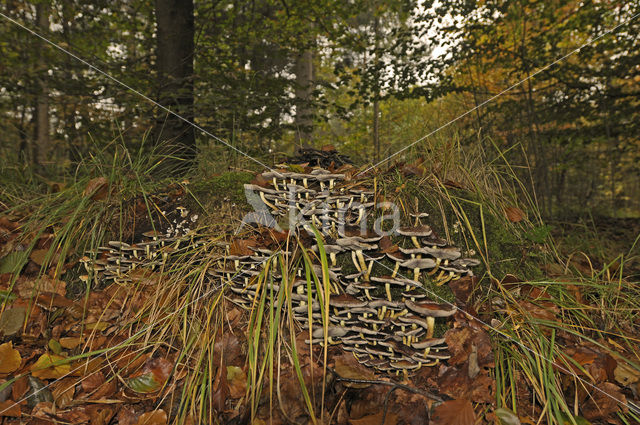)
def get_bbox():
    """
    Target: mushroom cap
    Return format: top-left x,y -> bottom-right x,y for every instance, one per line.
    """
422,234 -> 448,247
329,294 -> 367,308
370,275 -> 408,286
312,244 -> 344,255
453,258 -> 481,267
389,360 -> 421,370
367,299 -> 404,309
396,315 -> 433,329
243,183 -> 279,195
312,326 -> 349,338
409,212 -> 429,219
386,251 -> 407,262
338,227 -> 382,242
400,257 -> 437,270
396,225 -> 432,237
108,241 -> 131,249
335,237 -> 377,251
405,300 -> 457,317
